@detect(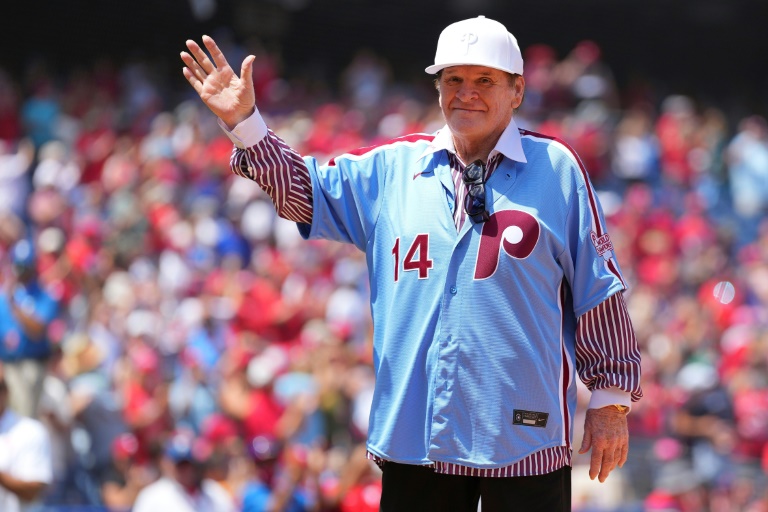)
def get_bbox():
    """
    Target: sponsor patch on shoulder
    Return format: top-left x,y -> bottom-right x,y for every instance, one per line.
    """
590,231 -> 614,258
513,409 -> 549,428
